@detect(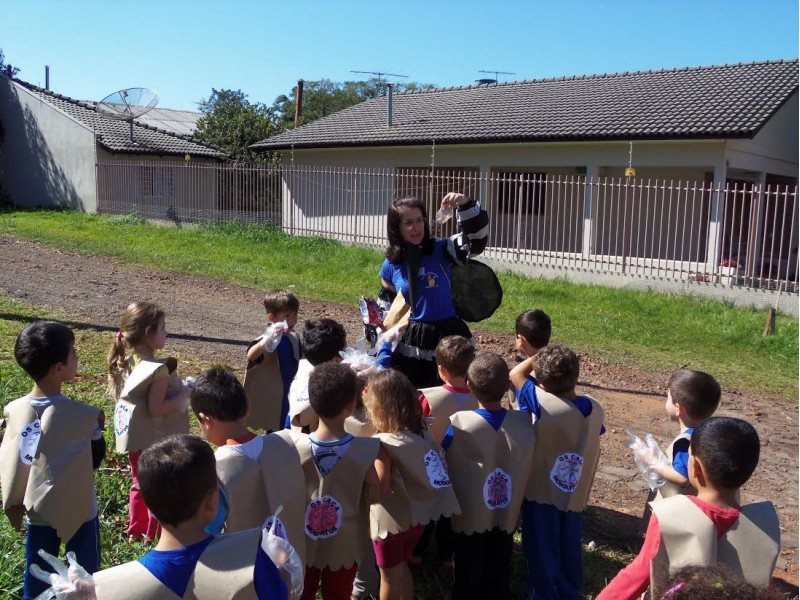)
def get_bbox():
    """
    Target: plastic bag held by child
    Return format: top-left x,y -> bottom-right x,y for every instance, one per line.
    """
262,321 -> 289,353
30,550 -> 96,600
340,339 -> 380,378
625,429 -> 669,491
261,506 -> 304,600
